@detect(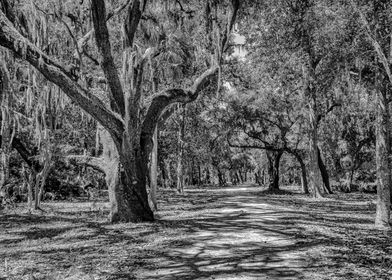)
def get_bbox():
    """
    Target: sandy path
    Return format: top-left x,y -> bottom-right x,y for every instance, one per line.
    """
138,186 -> 309,280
